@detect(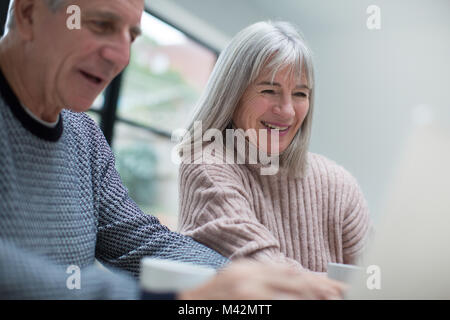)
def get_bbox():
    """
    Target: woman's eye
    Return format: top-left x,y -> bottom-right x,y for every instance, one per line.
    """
294,92 -> 308,98
261,89 -> 276,94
